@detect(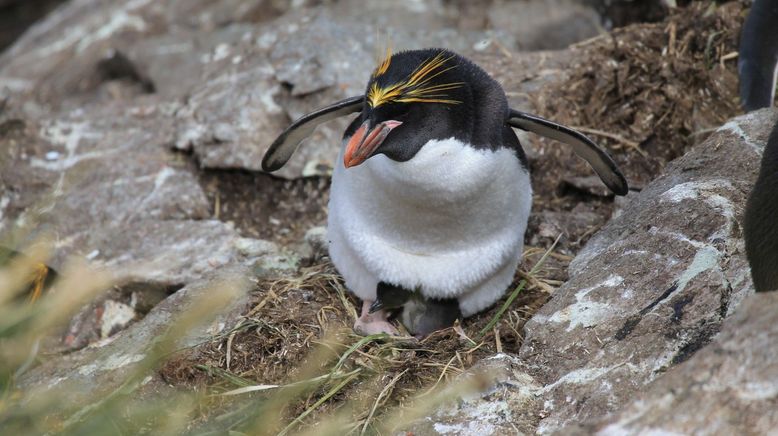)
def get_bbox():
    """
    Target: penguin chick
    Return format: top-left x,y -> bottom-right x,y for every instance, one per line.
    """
739,0 -> 778,111
744,118 -> 778,292
262,48 -> 628,336
353,281 -> 410,336
369,281 -> 462,337
399,295 -> 462,338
